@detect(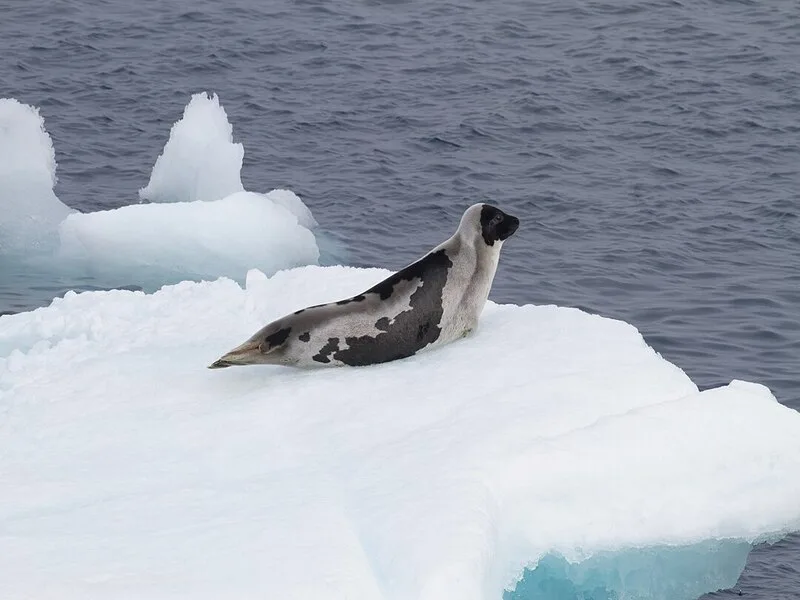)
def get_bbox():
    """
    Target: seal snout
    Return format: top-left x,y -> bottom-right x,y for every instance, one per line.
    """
504,214 -> 520,239
496,212 -> 519,242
